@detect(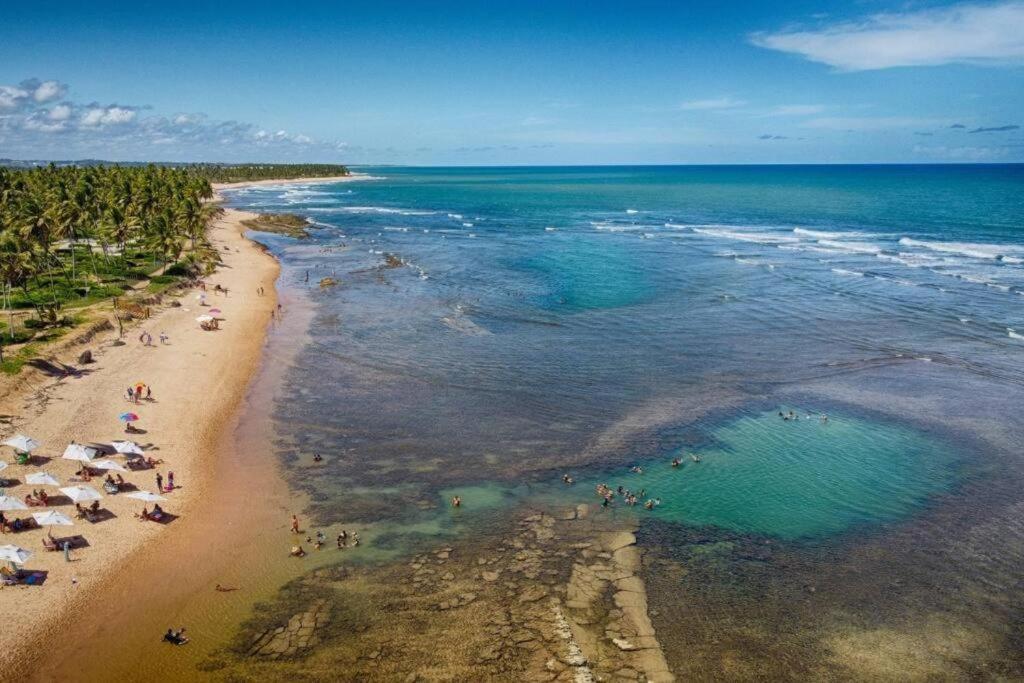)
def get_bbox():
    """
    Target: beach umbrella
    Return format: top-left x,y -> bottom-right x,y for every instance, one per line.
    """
111,440 -> 144,456
119,413 -> 140,423
59,485 -> 102,503
62,444 -> 99,462
0,496 -> 28,511
208,308 -> 222,315
25,471 -> 59,486
195,315 -> 214,323
125,490 -> 166,503
92,460 -> 128,473
32,511 -> 73,527
2,435 -> 40,453
0,545 -> 31,565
